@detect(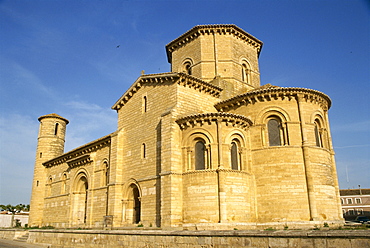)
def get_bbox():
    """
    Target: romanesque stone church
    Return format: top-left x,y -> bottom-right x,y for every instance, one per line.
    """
29,24 -> 343,229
